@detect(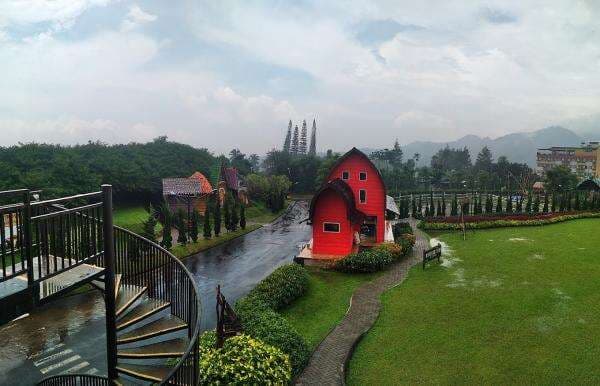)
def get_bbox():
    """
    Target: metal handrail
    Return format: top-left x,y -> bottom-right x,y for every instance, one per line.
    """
113,225 -> 201,385
37,374 -> 113,386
